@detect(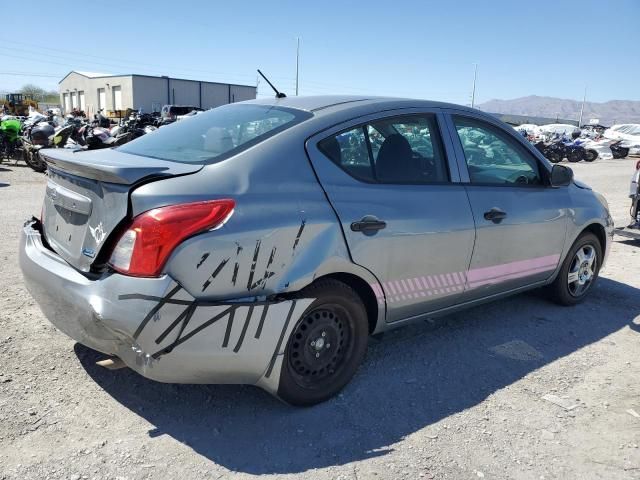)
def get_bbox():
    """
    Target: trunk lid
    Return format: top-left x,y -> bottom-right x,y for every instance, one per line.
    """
40,148 -> 202,272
